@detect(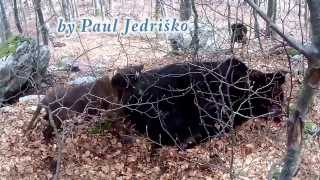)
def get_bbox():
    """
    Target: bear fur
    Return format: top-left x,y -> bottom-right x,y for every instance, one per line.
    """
112,58 -> 285,149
